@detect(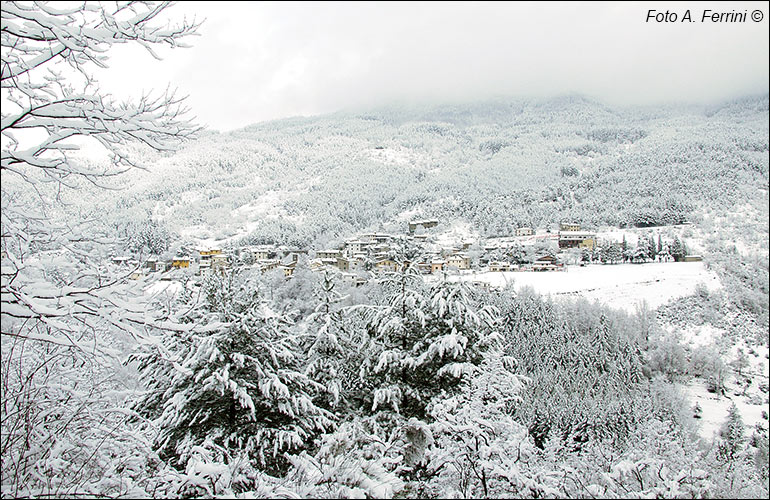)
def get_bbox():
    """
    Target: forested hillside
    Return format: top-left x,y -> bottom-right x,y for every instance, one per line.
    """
71,94 -> 768,251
